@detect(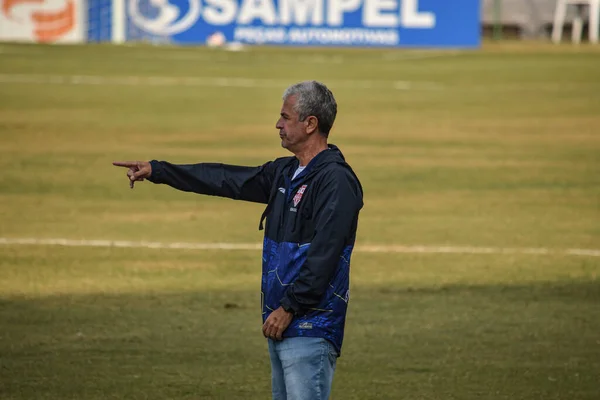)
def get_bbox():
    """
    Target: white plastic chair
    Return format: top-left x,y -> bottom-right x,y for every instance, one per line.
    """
552,0 -> 599,43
